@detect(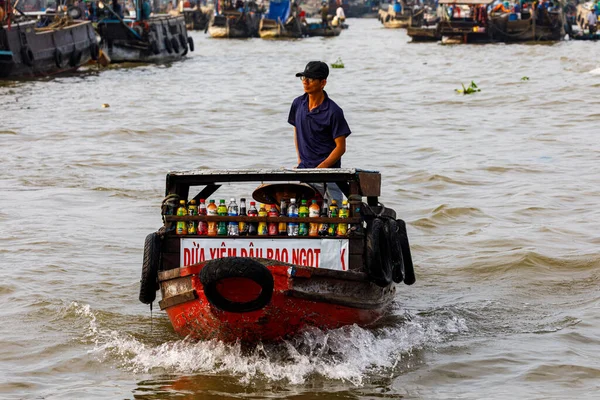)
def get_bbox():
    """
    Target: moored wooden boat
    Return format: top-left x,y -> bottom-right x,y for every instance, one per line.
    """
207,10 -> 261,38
182,6 -> 212,31
139,168 -> 416,342
407,25 -> 441,42
258,16 -> 303,39
304,22 -> 342,37
97,8 -> 193,63
437,0 -> 493,44
488,9 -> 564,42
0,11 -> 97,78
